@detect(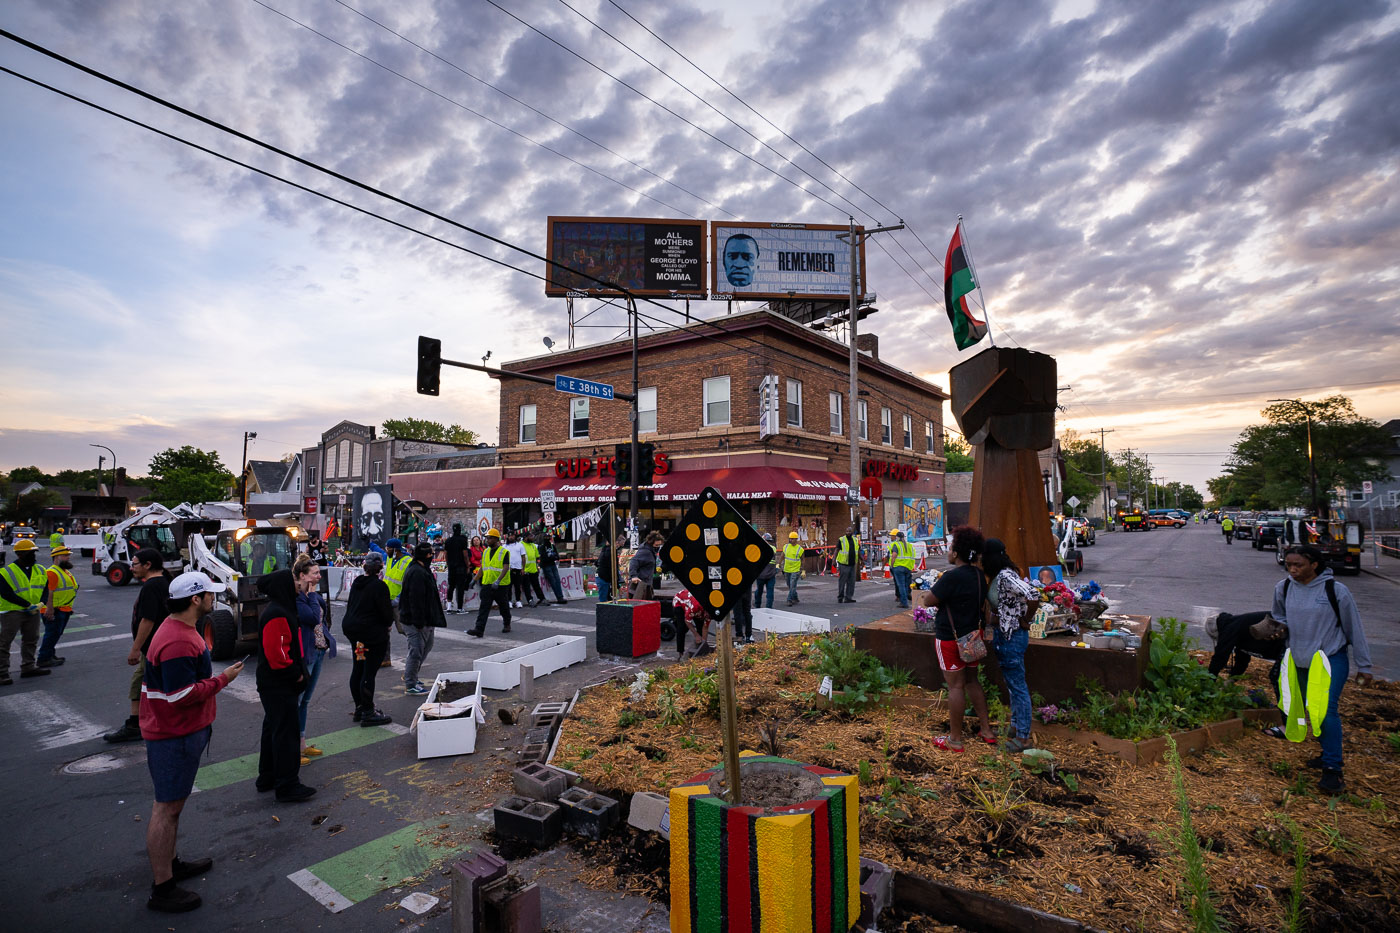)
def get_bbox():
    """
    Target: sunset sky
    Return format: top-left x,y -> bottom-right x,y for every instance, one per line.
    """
2,0 -> 1397,493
